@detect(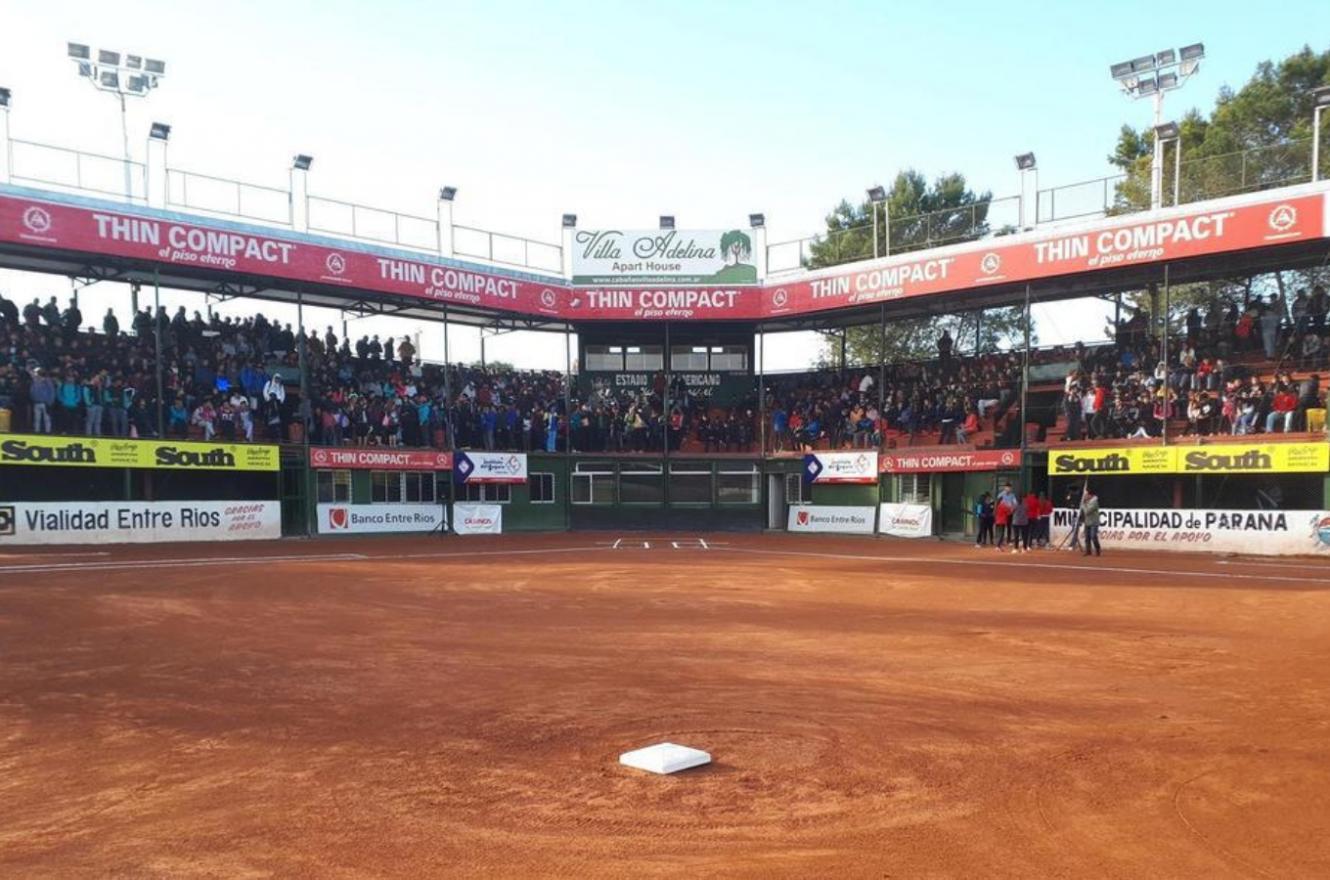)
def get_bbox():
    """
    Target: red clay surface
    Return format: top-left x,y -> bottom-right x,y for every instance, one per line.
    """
1,533 -> 1328,878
